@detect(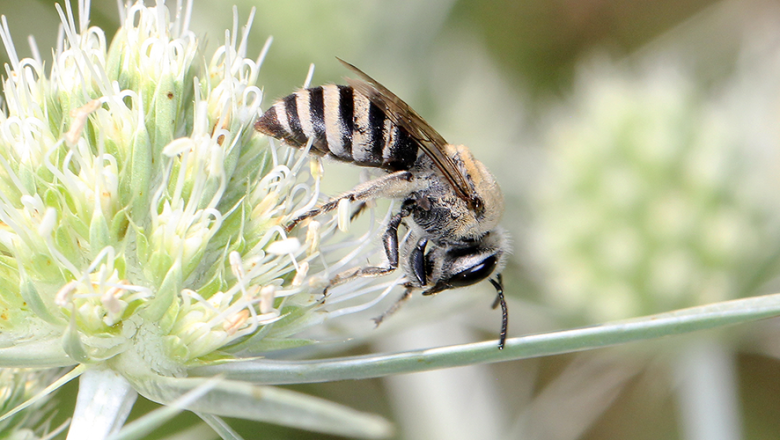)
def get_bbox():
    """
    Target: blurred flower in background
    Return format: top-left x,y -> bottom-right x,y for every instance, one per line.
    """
523,49 -> 780,440
534,58 -> 779,323
524,4 -> 780,440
